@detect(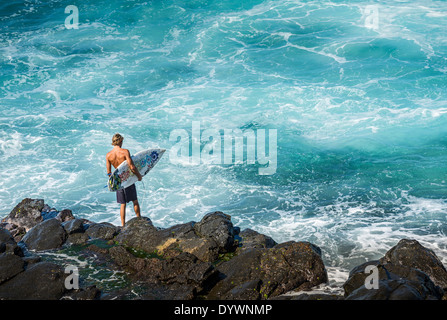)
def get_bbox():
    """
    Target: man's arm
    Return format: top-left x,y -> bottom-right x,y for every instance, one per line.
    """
125,150 -> 142,181
106,154 -> 112,176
